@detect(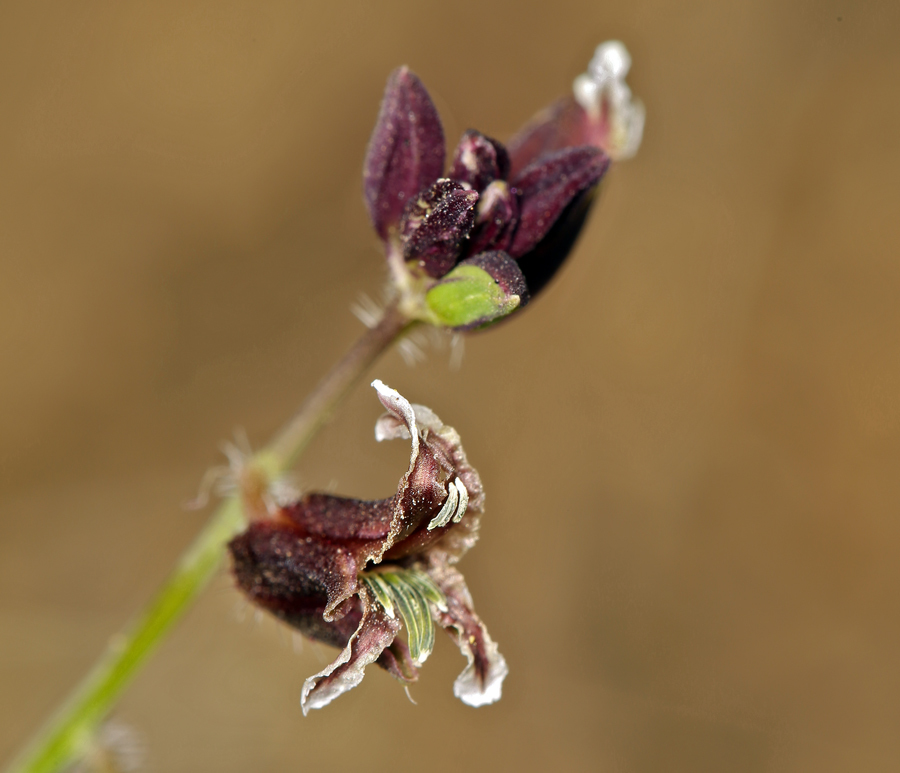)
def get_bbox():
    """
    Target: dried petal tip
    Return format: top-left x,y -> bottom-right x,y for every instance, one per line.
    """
573,41 -> 645,160
301,587 -> 401,714
430,562 -> 509,707
364,67 -> 446,240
